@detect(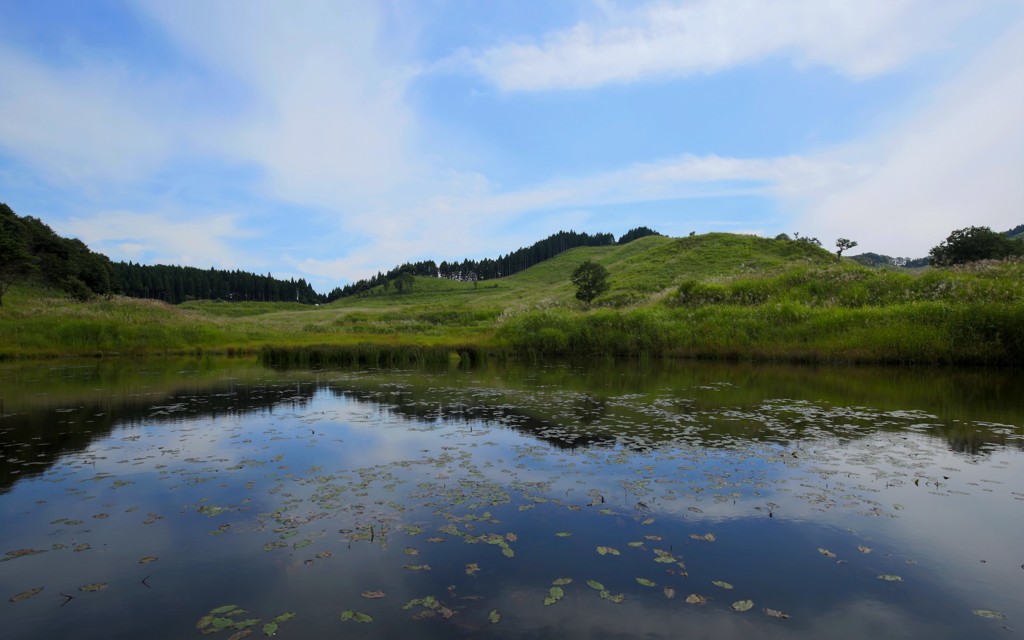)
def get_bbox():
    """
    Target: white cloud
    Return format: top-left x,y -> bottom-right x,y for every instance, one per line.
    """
64,210 -> 253,269
798,21 -> 1024,256
305,152 -> 860,281
138,0 -> 421,206
0,48 -> 175,185
459,0 -> 977,91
